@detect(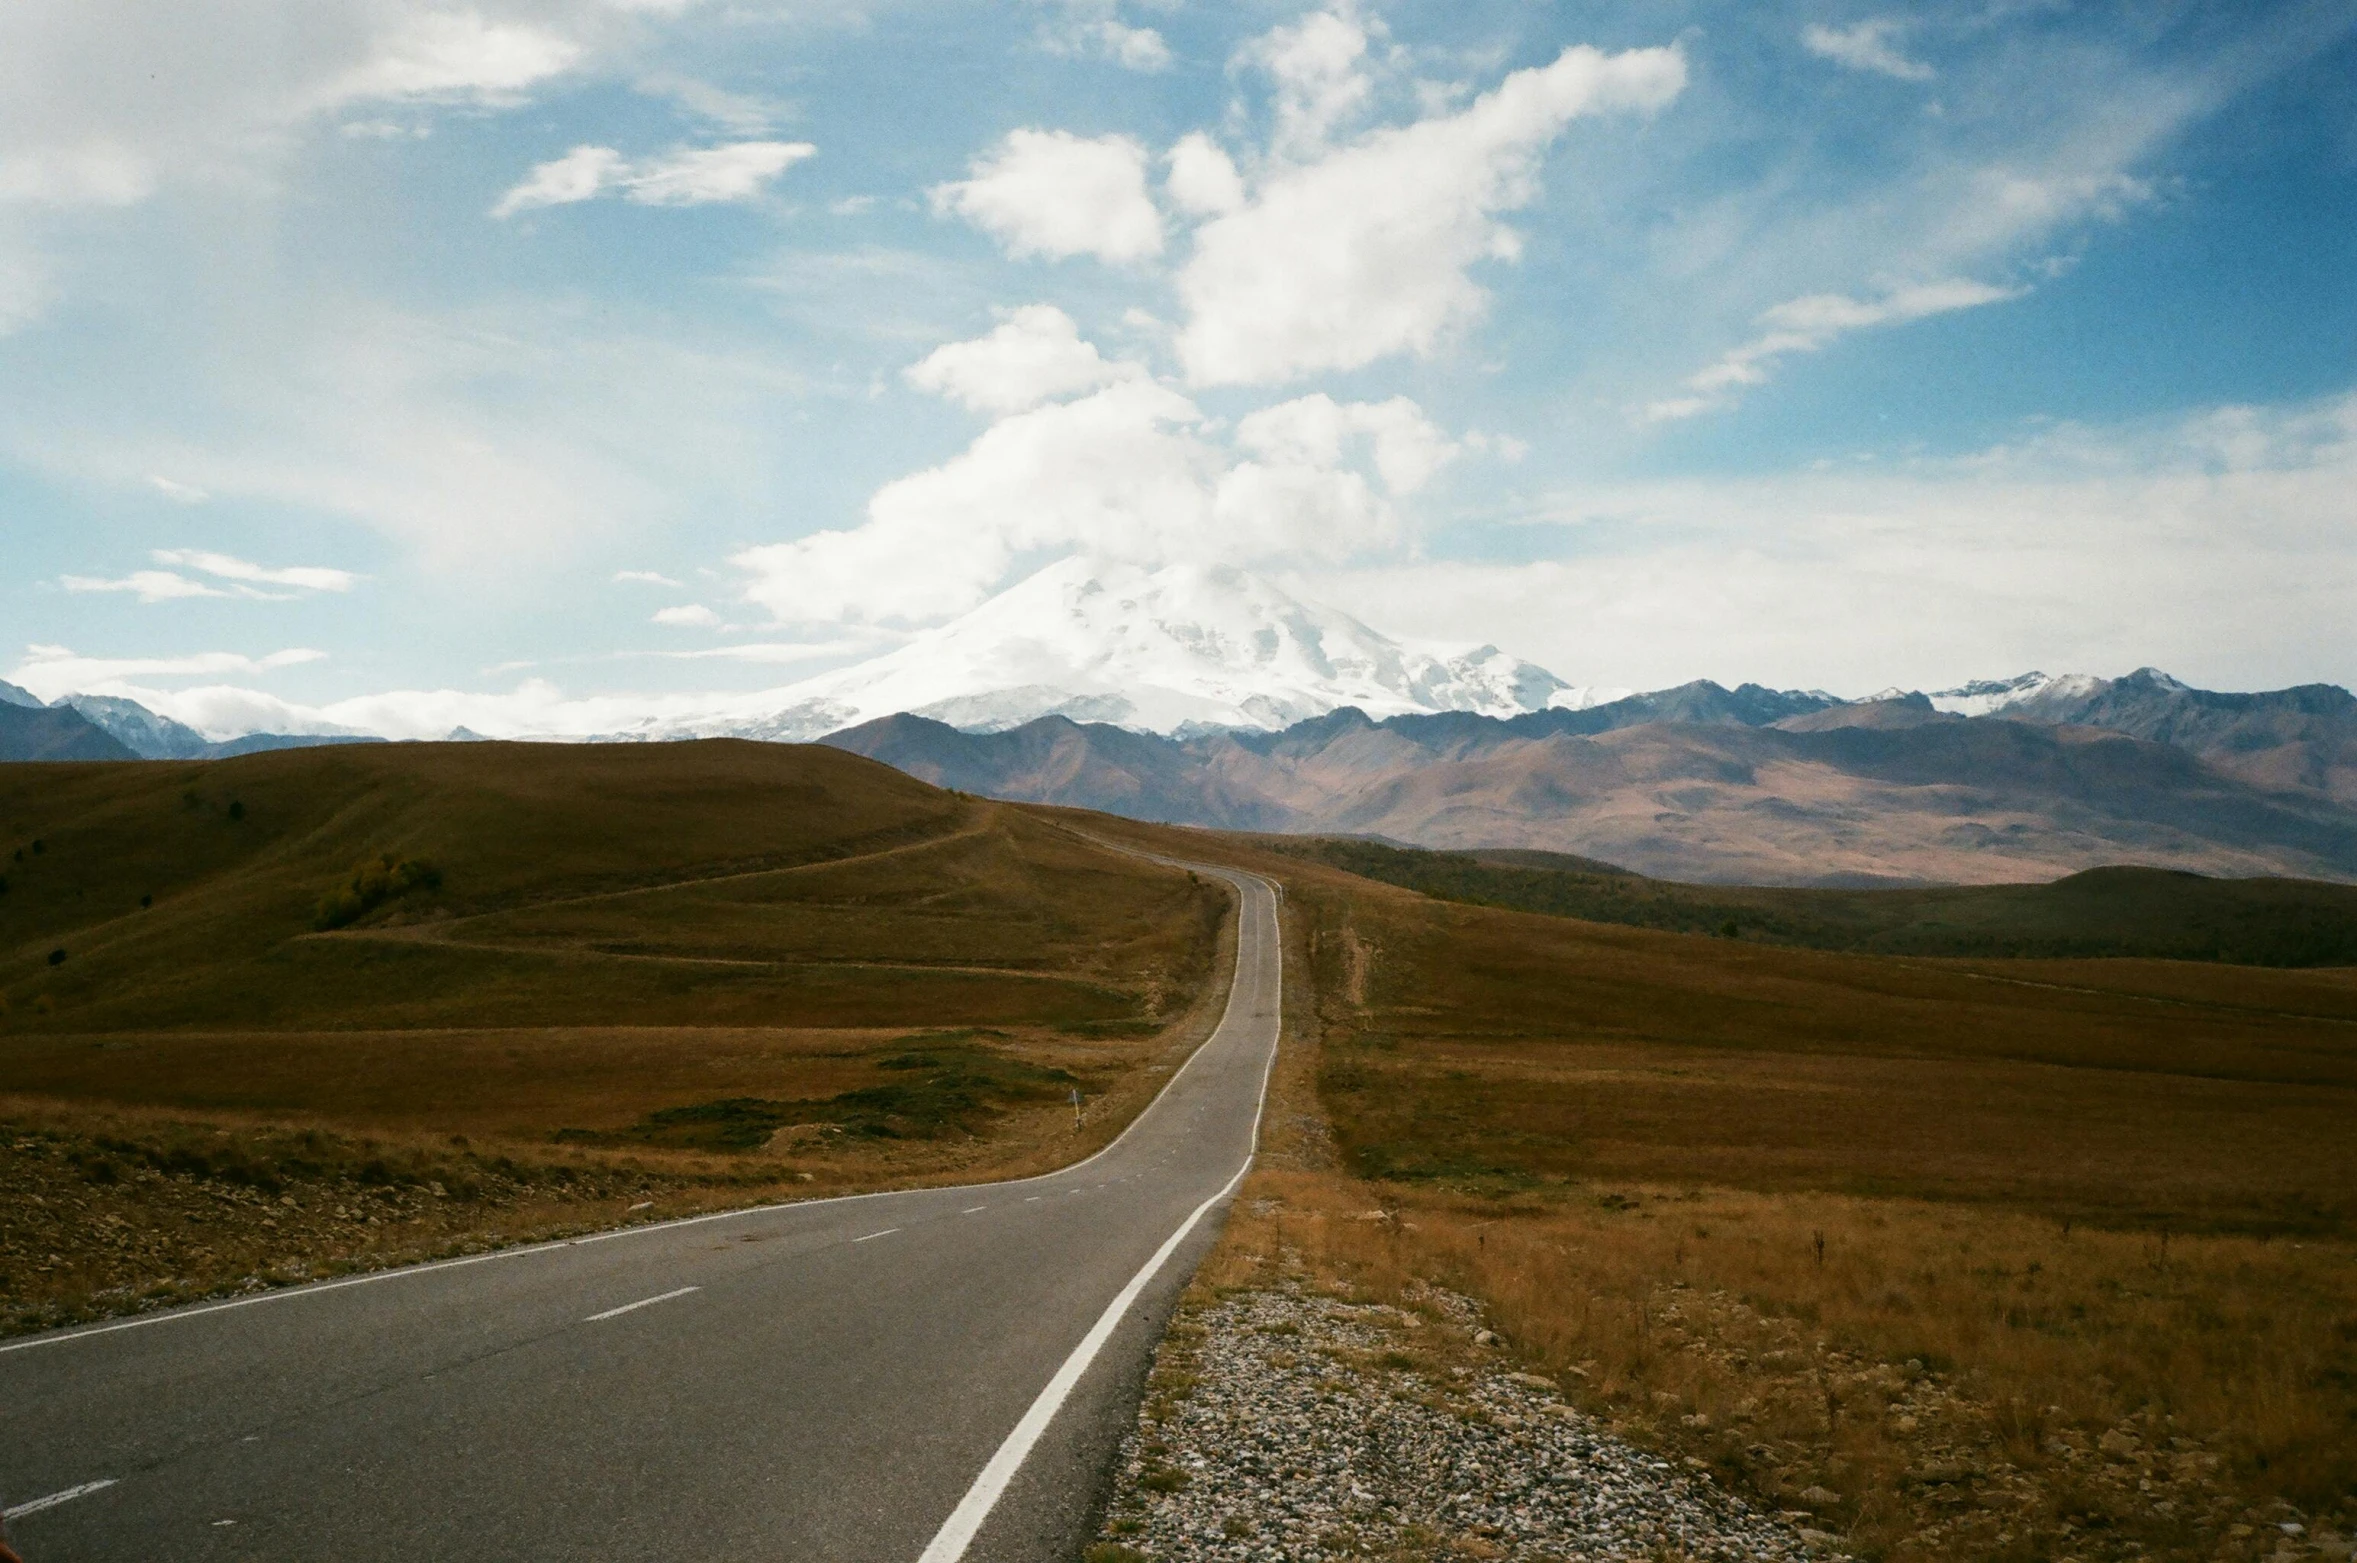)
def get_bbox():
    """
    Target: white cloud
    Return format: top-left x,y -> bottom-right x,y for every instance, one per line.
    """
148,474 -> 209,503
319,11 -> 582,106
931,130 -> 1163,264
1175,43 -> 1687,385
1240,3 -> 1379,161
904,305 -> 1142,415
492,140 -> 815,216
62,571 -> 230,603
651,602 -> 721,626
1038,3 -> 1173,72
59,550 -> 356,602
1802,19 -> 1934,82
1319,392 -> 2357,697
1647,277 -> 2022,420
10,644 -> 325,701
625,142 -> 816,206
734,372 -> 1454,626
152,549 -> 360,593
614,569 -> 683,587
635,73 -> 785,134
1166,133 -> 1245,217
